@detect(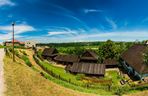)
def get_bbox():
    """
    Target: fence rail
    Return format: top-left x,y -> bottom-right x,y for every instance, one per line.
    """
33,54 -> 113,90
